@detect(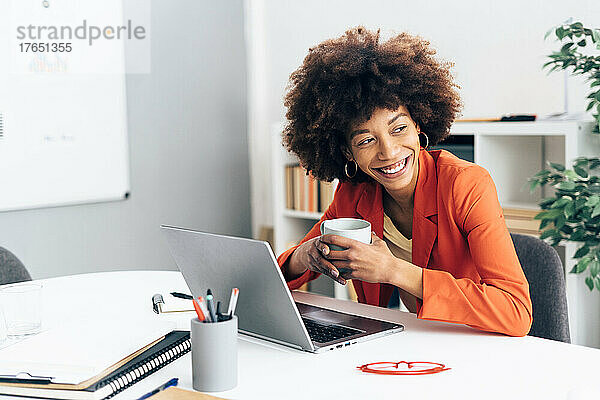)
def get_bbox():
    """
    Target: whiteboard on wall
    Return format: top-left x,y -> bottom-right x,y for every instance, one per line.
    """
0,0 -> 130,212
